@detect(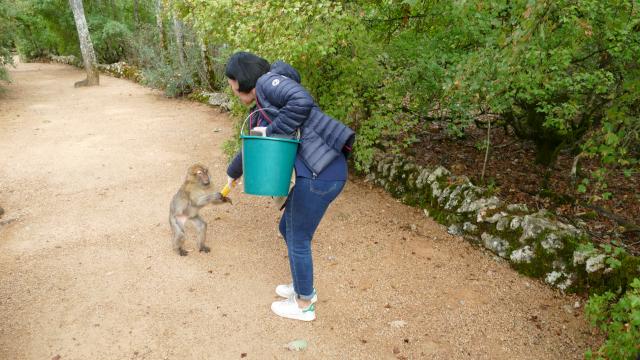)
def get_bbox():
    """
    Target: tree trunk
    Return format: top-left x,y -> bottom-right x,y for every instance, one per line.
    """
198,36 -> 211,89
68,0 -> 99,87
133,0 -> 139,27
155,0 -> 165,51
172,13 -> 186,69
